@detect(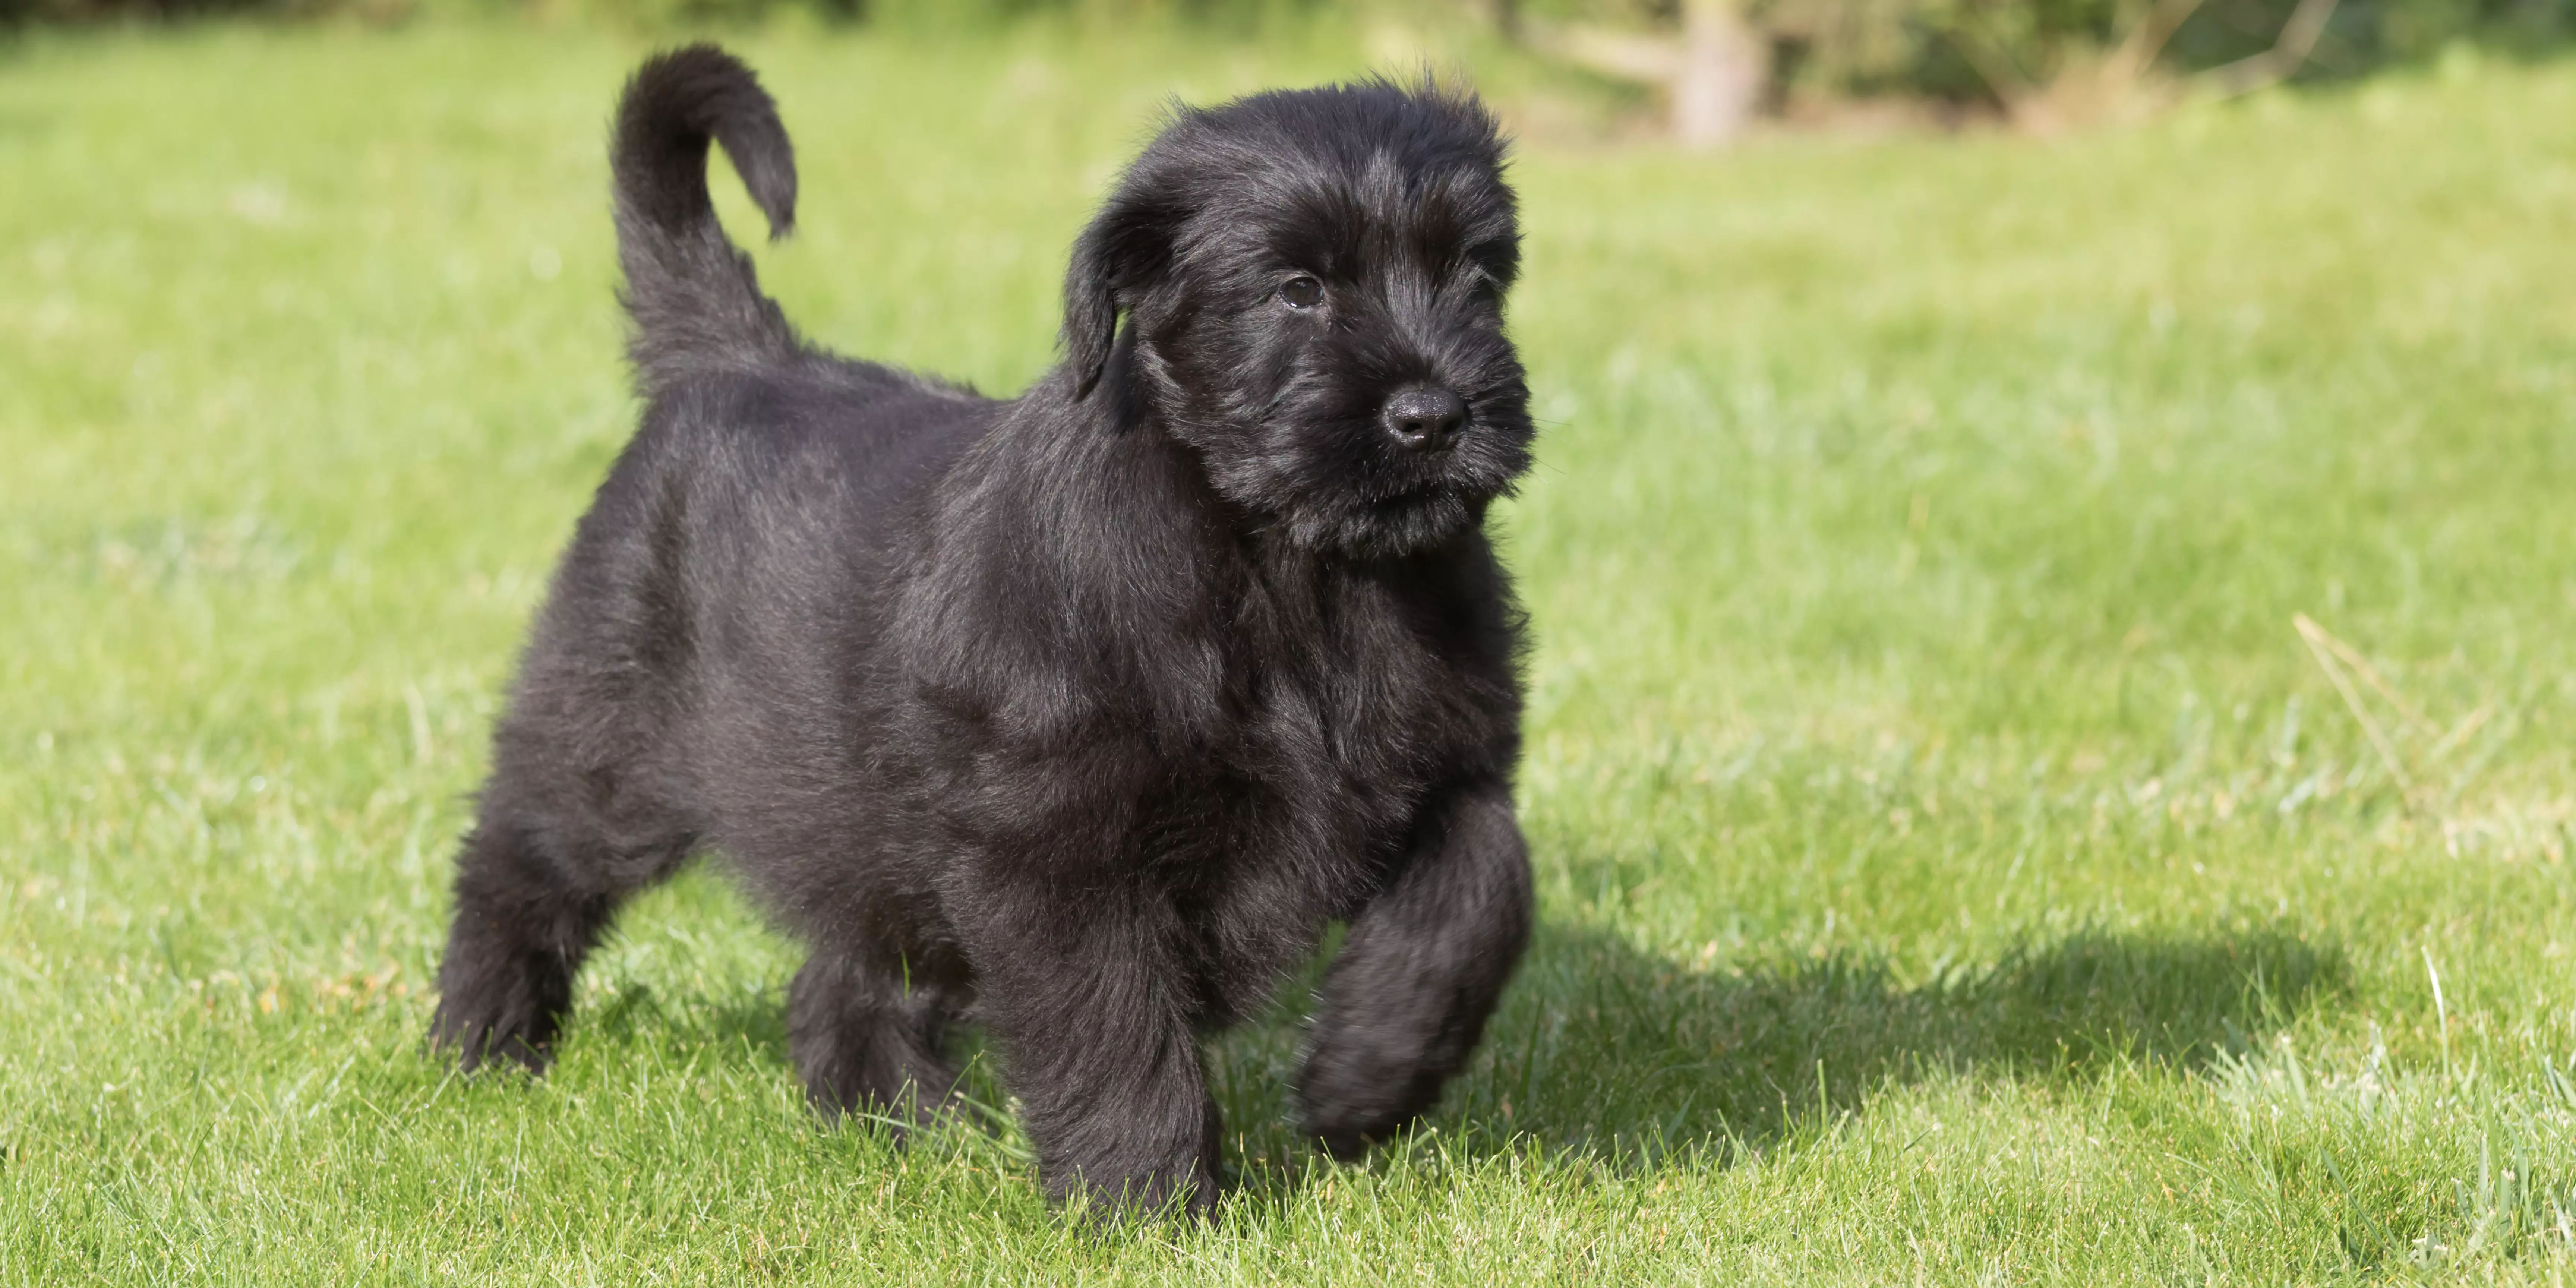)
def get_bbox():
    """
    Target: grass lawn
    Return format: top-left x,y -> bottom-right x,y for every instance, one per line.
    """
5,20 -> 2576,1284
